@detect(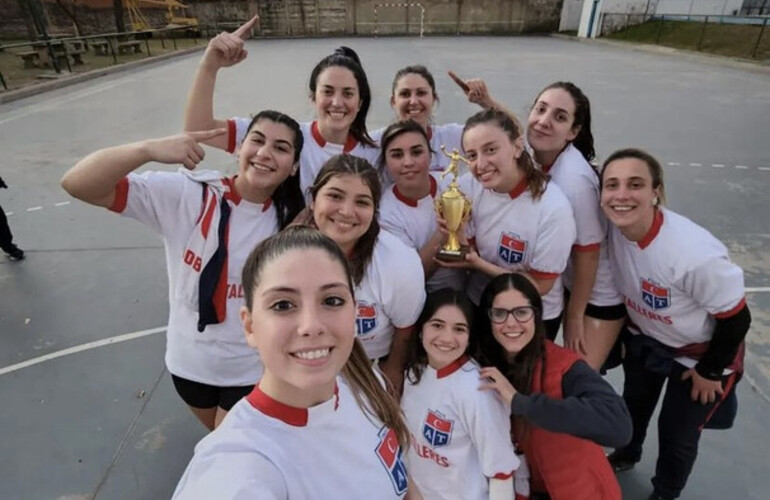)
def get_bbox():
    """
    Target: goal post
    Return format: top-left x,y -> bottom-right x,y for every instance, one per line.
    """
374,3 -> 426,37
